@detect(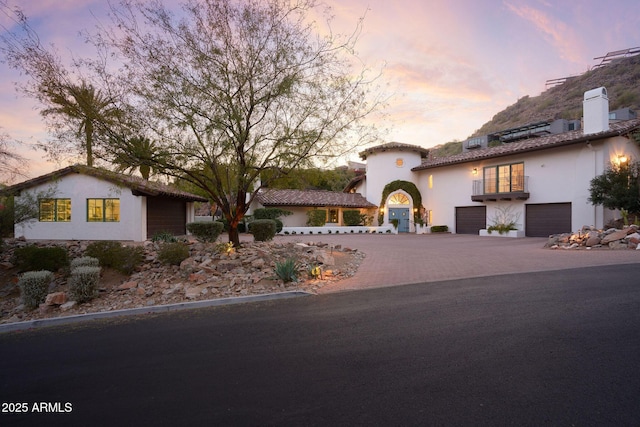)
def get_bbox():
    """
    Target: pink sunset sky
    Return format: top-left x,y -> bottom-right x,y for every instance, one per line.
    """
1,0 -> 639,181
